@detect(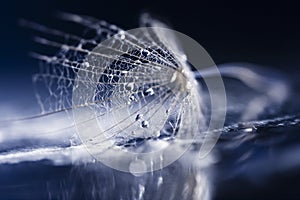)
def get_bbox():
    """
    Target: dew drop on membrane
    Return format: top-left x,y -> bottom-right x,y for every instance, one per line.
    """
141,49 -> 150,57
141,120 -> 149,128
143,88 -> 154,96
135,114 -> 143,121
125,82 -> 135,91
